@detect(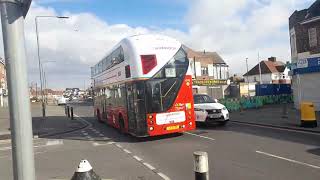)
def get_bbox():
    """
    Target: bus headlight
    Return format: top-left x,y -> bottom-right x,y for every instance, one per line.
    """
189,122 -> 193,126
149,127 -> 154,131
181,125 -> 185,128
